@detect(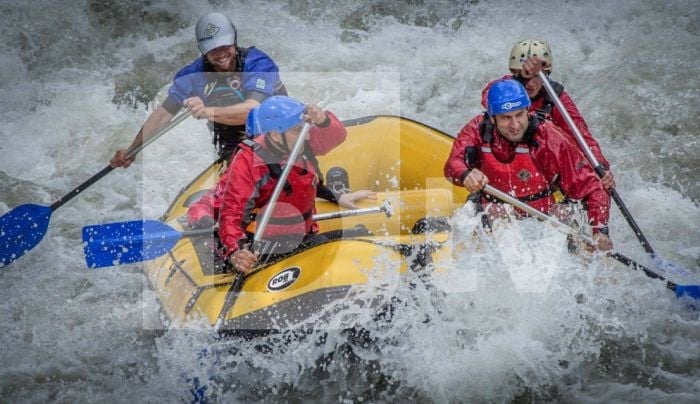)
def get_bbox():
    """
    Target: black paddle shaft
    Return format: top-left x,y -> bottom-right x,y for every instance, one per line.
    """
49,110 -> 193,213
538,71 -> 656,257
50,166 -> 114,211
483,185 -> 681,292
608,187 -> 655,255
215,271 -> 245,330
611,252 -> 677,292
